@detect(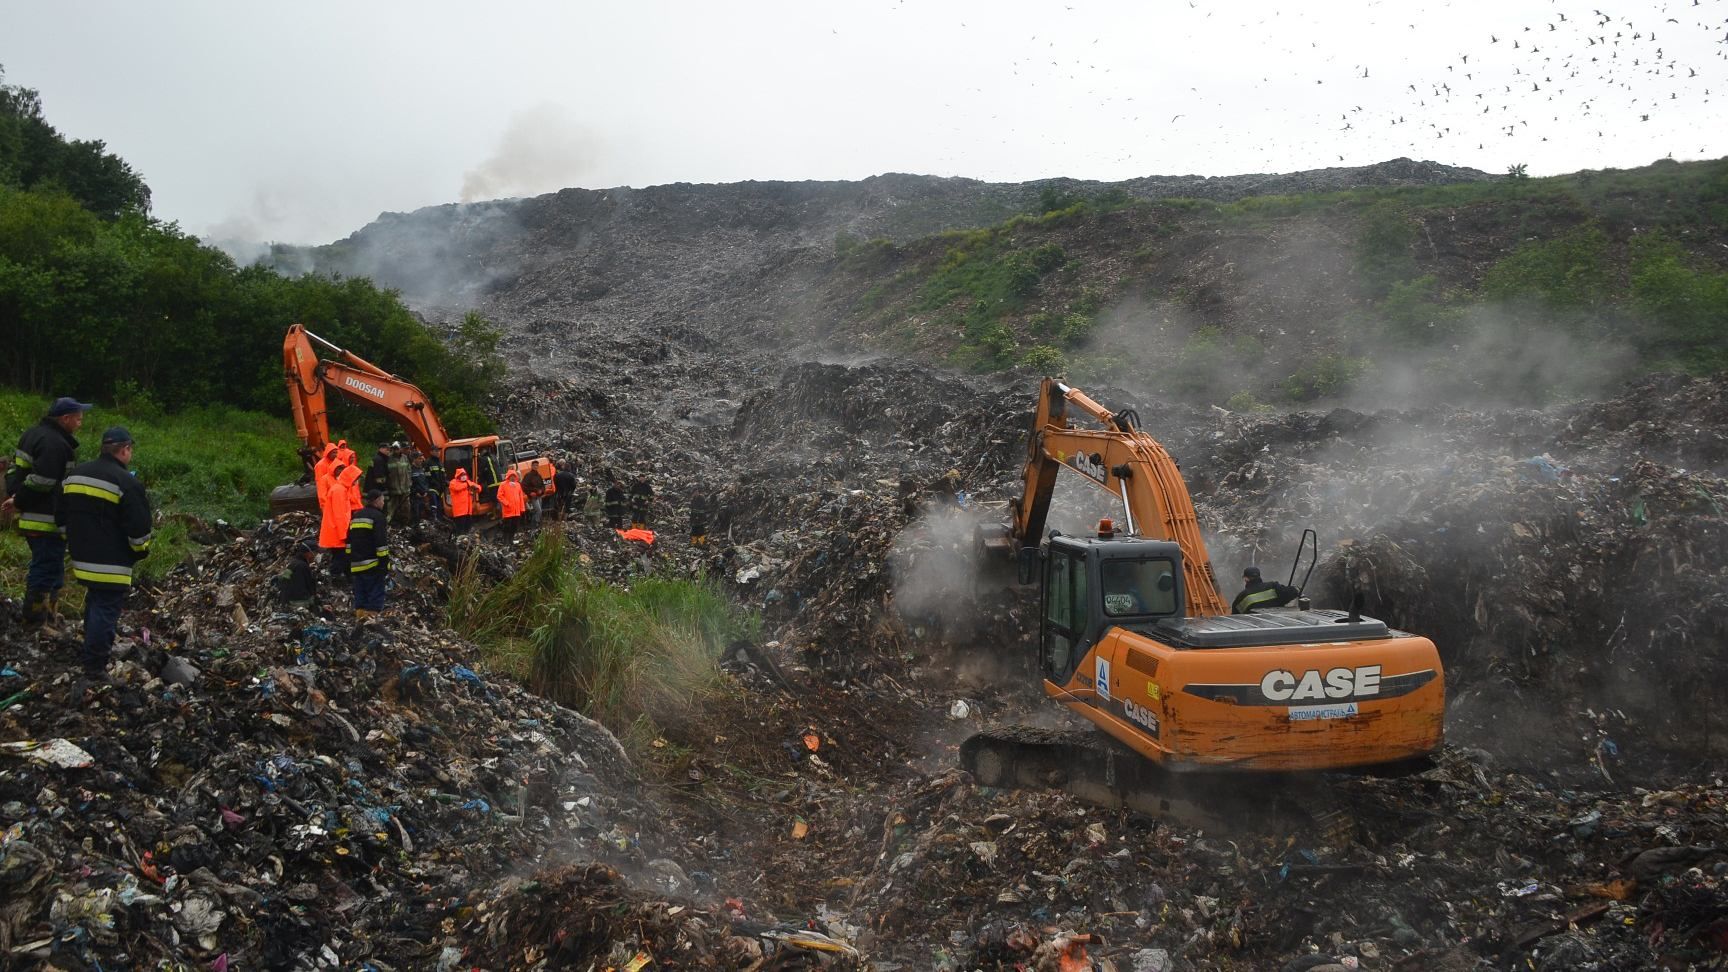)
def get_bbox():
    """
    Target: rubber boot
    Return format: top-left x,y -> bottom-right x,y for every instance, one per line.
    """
354,608 -> 377,620
21,592 -> 48,626
42,593 -> 63,635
